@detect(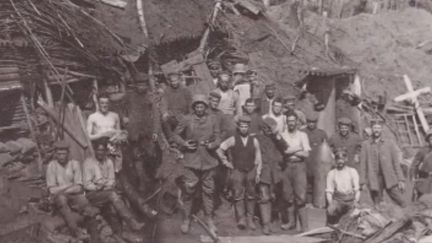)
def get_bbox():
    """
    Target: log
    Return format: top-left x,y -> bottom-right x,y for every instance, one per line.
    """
0,73 -> 20,81
0,67 -> 19,74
